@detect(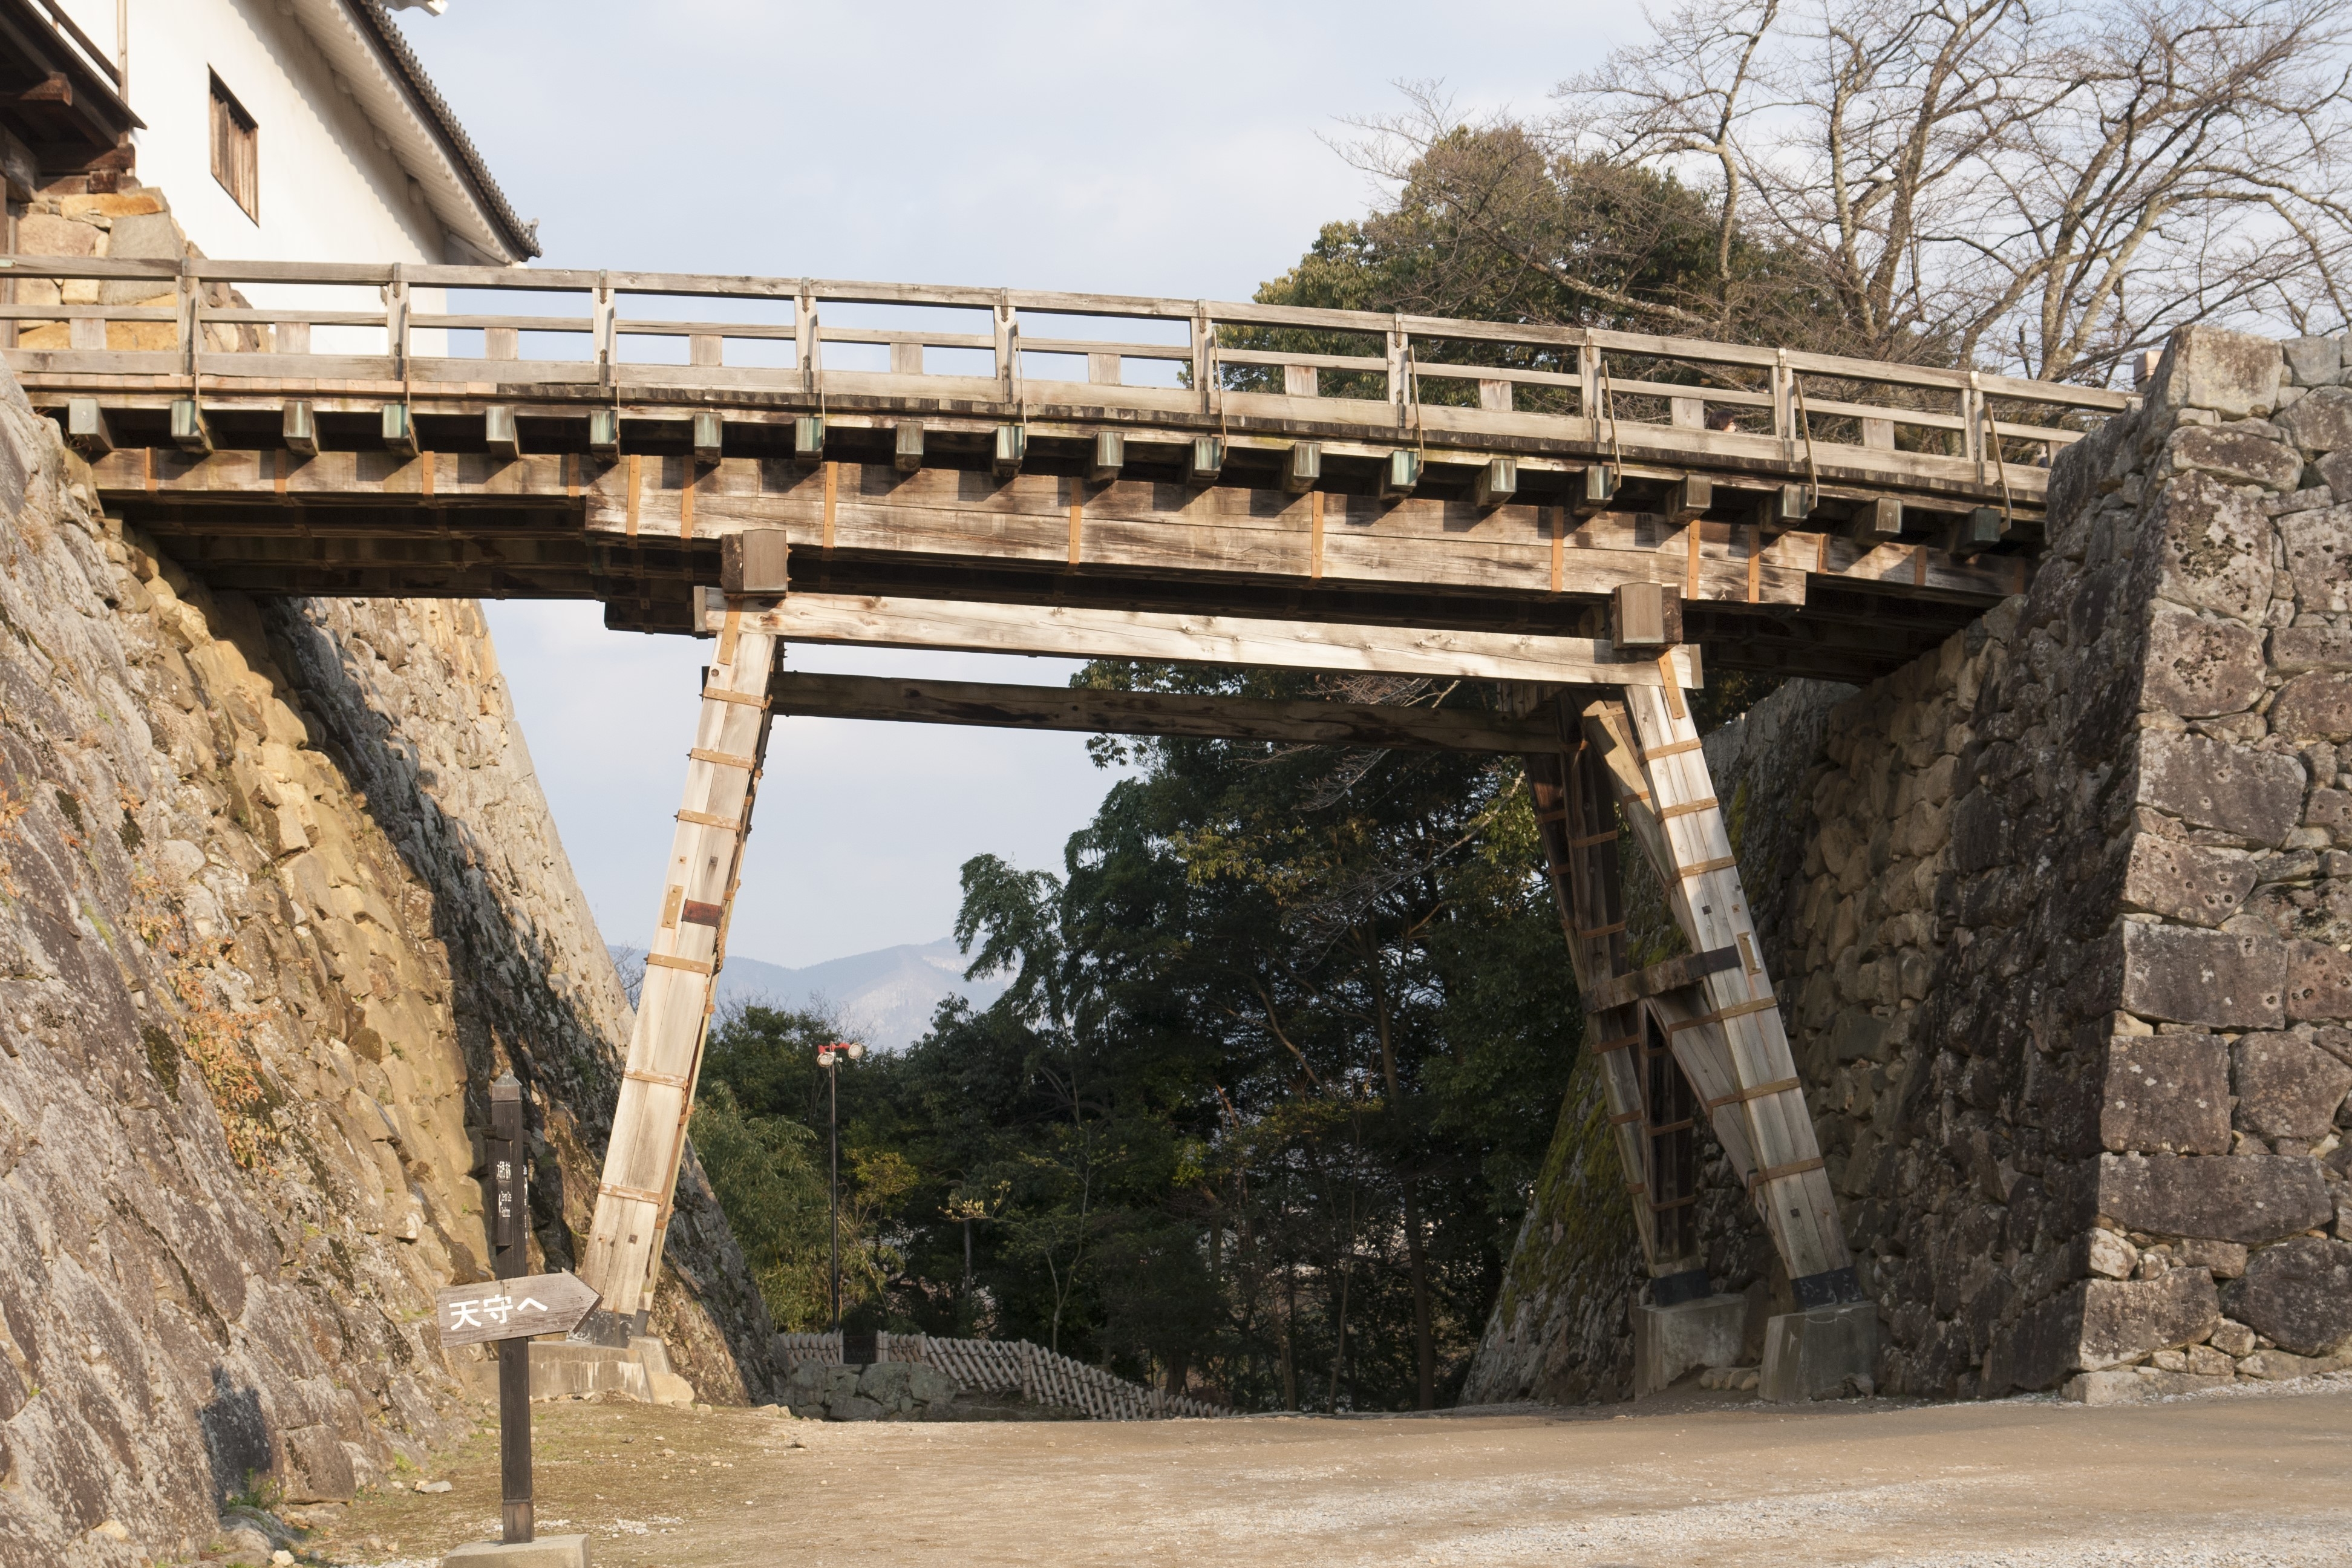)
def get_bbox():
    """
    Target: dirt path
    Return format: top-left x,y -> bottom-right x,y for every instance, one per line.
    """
301,1377 -> 2352,1568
